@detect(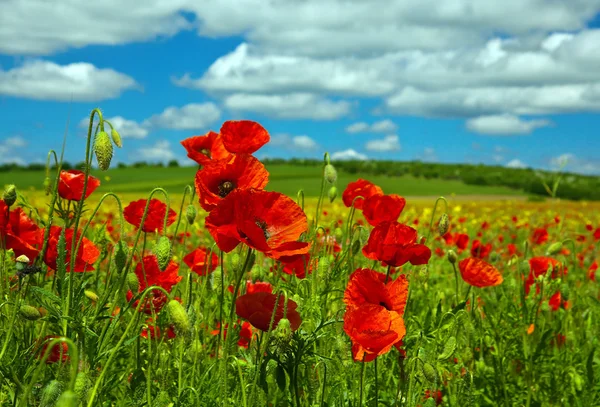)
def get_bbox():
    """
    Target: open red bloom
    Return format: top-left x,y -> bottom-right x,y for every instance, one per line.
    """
124,199 -> 176,233
279,252 -> 314,279
183,247 -> 218,276
342,179 -> 383,210
57,170 -> 101,201
180,131 -> 232,166
210,320 -> 254,348
529,257 -> 562,278
38,336 -> 69,364
195,154 -> 269,211
43,226 -> 100,272
141,317 -> 177,340
470,240 -> 491,259
531,228 -> 549,245
246,280 -> 273,294
362,221 -> 431,267
0,201 -> 43,259
205,188 -> 310,259
127,255 -> 181,314
235,292 -> 301,332
343,269 -> 408,362
220,120 -> 270,154
458,257 -> 503,287
362,194 -> 406,226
